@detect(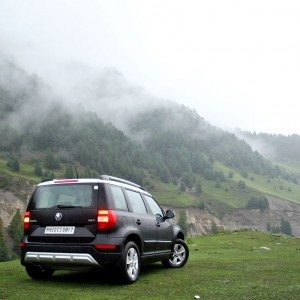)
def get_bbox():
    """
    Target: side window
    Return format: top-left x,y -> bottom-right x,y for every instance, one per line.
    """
126,190 -> 147,214
110,185 -> 128,211
144,195 -> 164,217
